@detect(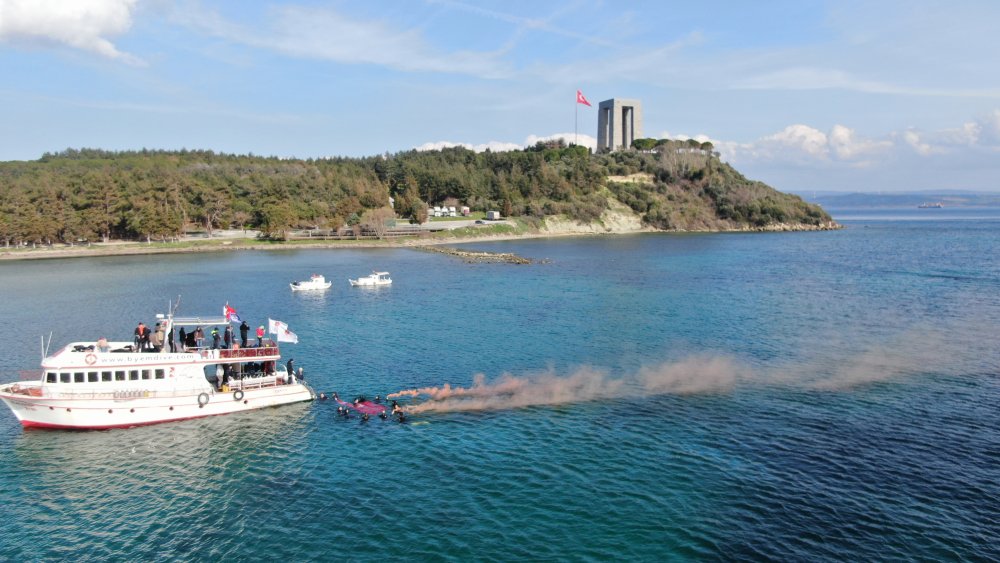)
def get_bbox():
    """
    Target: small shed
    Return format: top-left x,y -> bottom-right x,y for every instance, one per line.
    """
486,210 -> 502,220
